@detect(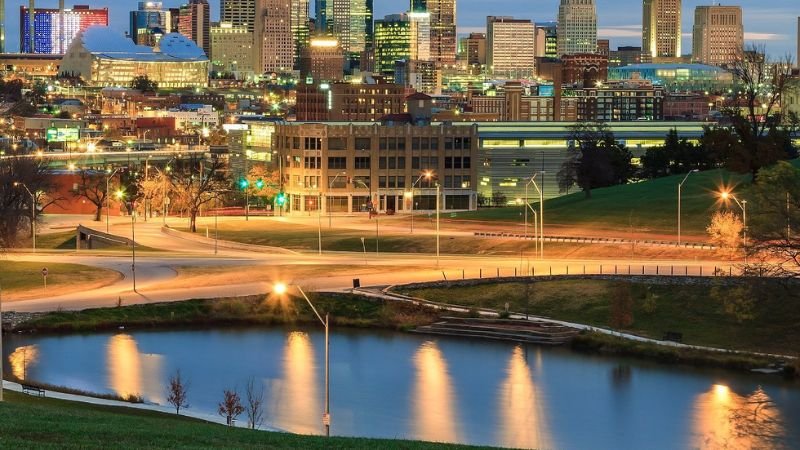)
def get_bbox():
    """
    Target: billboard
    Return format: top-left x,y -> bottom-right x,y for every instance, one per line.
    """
46,127 -> 80,143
